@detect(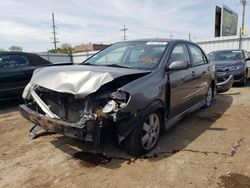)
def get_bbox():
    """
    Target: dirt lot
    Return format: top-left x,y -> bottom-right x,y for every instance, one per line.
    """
1,84 -> 250,188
